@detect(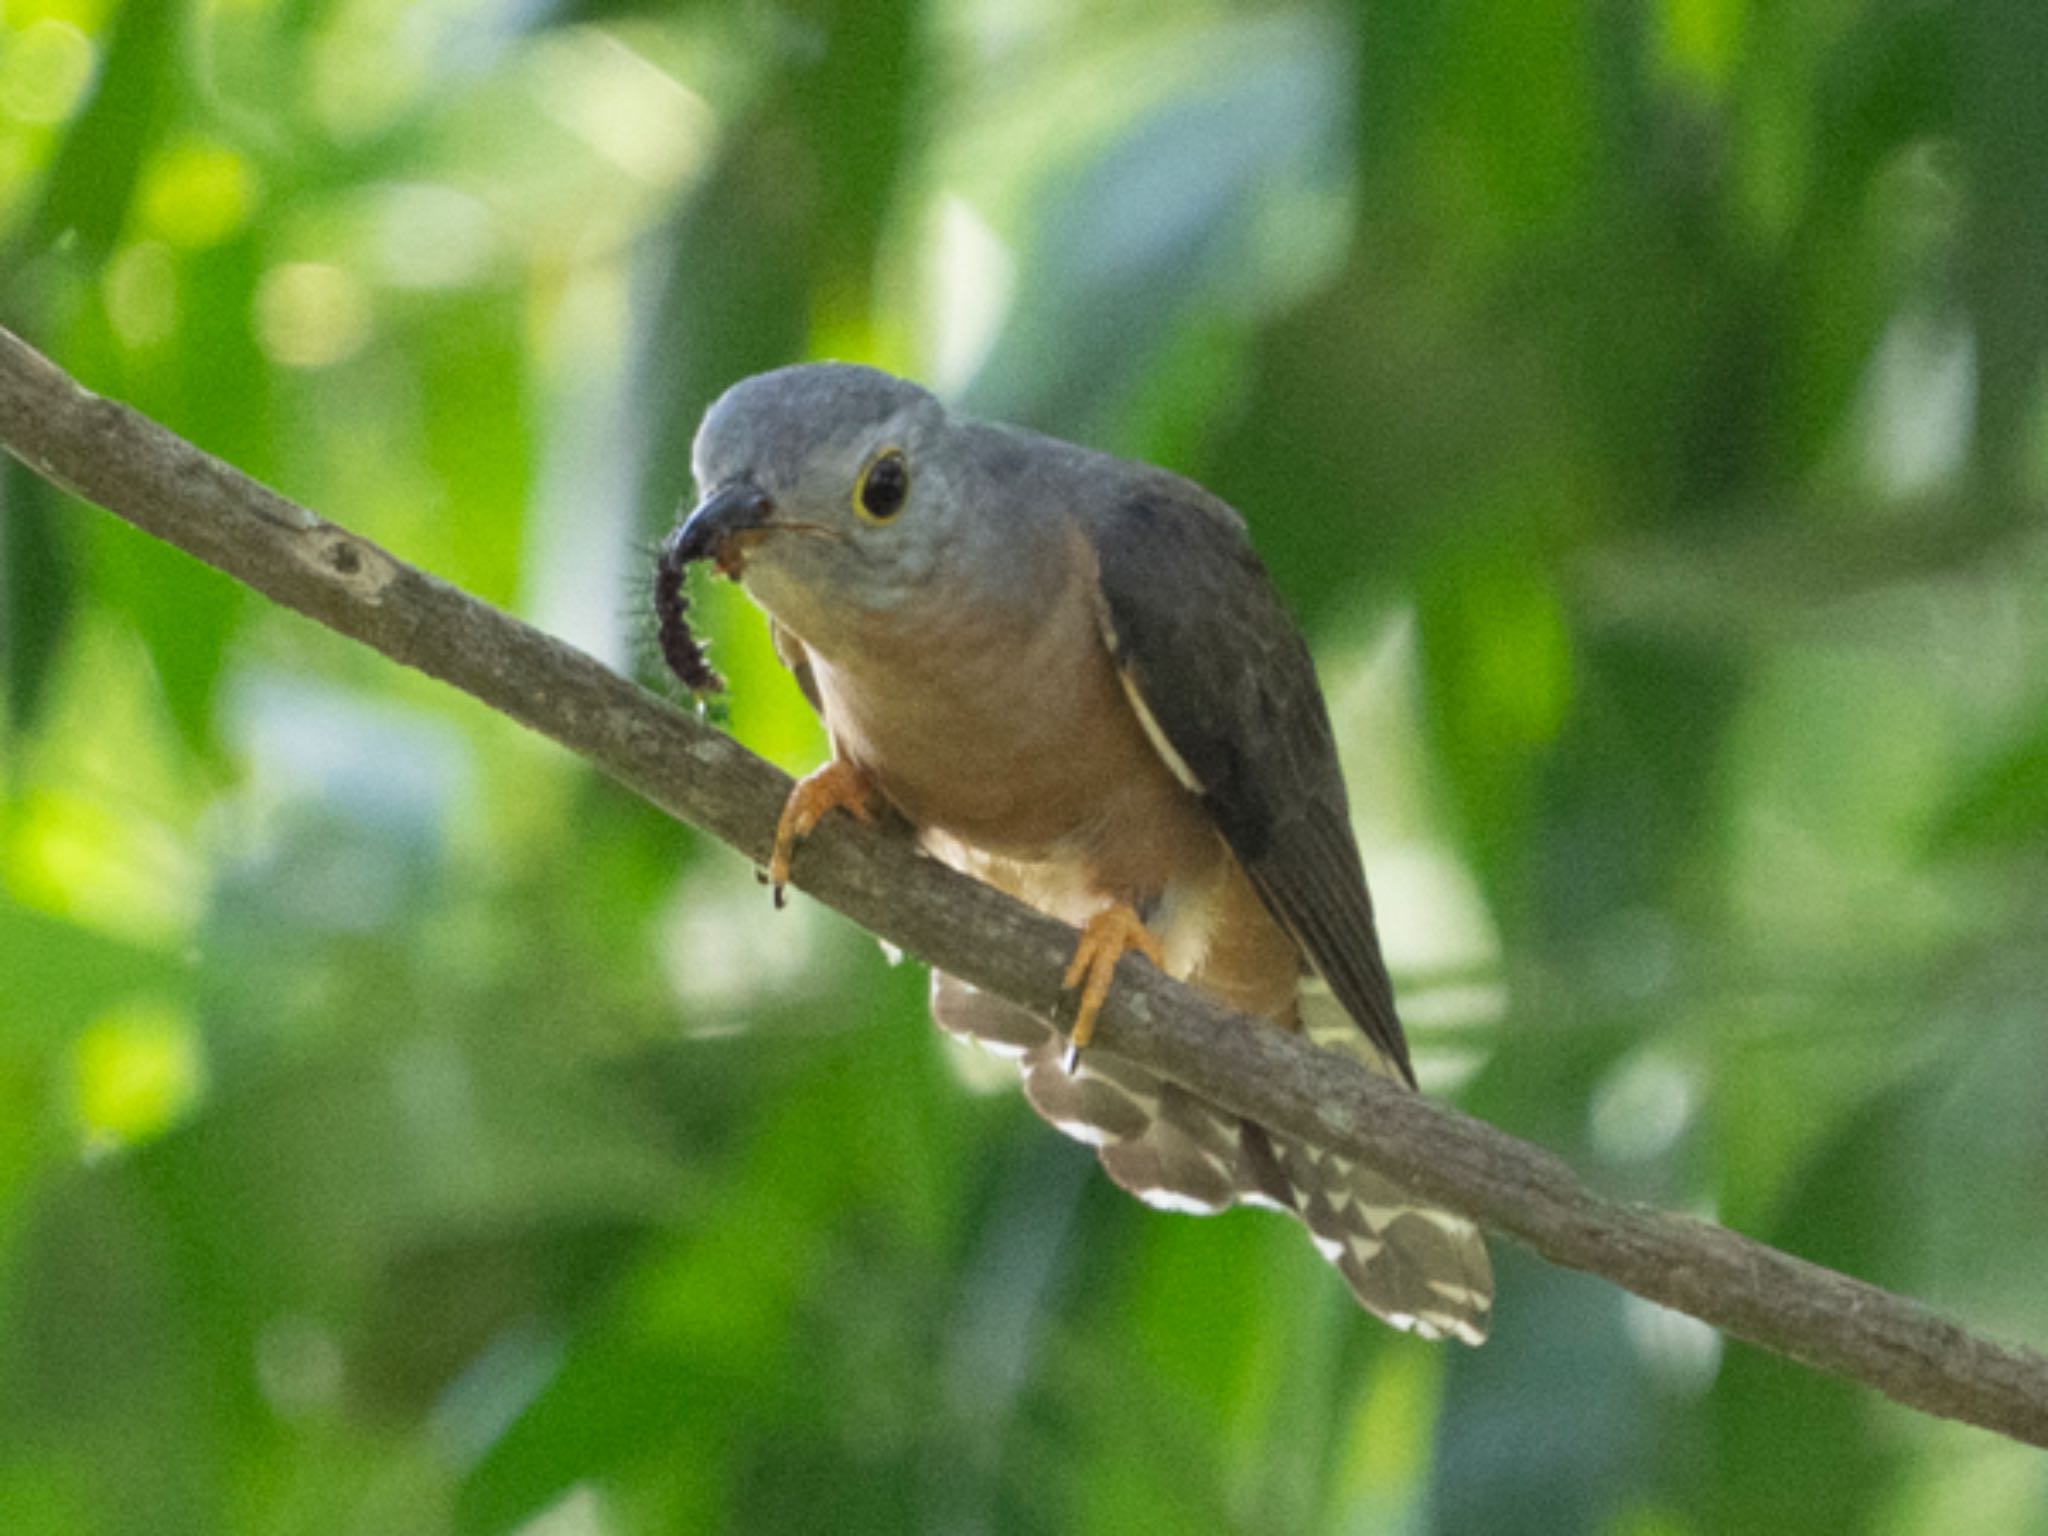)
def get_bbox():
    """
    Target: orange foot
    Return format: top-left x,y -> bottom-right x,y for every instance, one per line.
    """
1060,903 -> 1167,1071
769,759 -> 876,907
